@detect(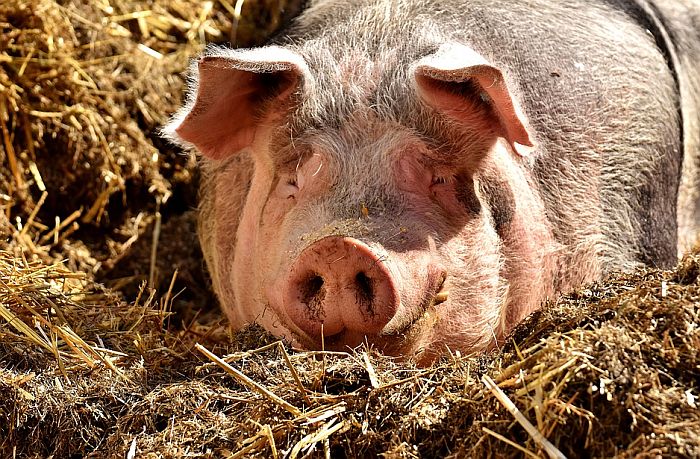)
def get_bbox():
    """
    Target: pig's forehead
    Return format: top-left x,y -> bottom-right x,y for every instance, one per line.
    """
294,113 -> 421,149
281,44 -> 444,144
276,110 -> 416,158
287,97 -> 463,166
276,19 -> 444,127
279,72 -> 459,164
